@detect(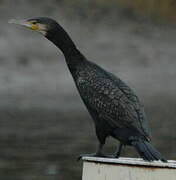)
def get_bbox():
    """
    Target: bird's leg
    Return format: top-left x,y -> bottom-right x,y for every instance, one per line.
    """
77,143 -> 106,161
113,143 -> 123,158
95,143 -> 105,156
